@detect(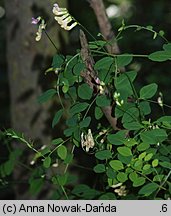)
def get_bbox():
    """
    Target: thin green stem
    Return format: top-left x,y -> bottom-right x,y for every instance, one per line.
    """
145,99 -> 171,109
44,30 -> 59,52
75,20 -> 110,53
77,21 -> 107,52
56,77 -> 65,110
153,168 -> 162,183
61,185 -> 69,200
115,29 -> 123,41
122,25 -> 168,43
161,143 -> 171,155
155,170 -> 171,197
49,138 -> 70,157
17,162 -> 33,172
123,73 -> 144,120
116,105 -> 141,124
104,59 -> 115,83
114,57 -> 118,81
78,22 -> 97,42
51,168 -> 69,200
83,94 -> 98,120
5,130 -> 45,158
135,170 -> 166,191
24,140 -> 44,158
64,53 -> 80,73
72,164 -> 93,171
64,145 -> 75,174
6,142 -> 12,154
124,73 -> 139,101
161,170 -> 171,188
91,49 -> 148,58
